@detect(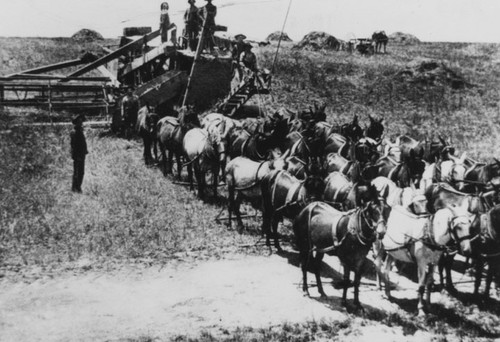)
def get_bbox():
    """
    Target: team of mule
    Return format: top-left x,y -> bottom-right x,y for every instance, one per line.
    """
135,102 -> 500,315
